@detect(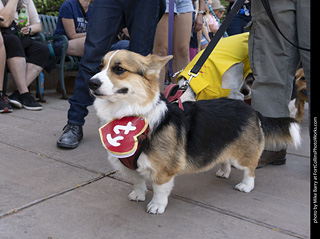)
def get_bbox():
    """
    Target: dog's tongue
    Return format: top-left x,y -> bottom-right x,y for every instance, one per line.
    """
99,116 -> 149,158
